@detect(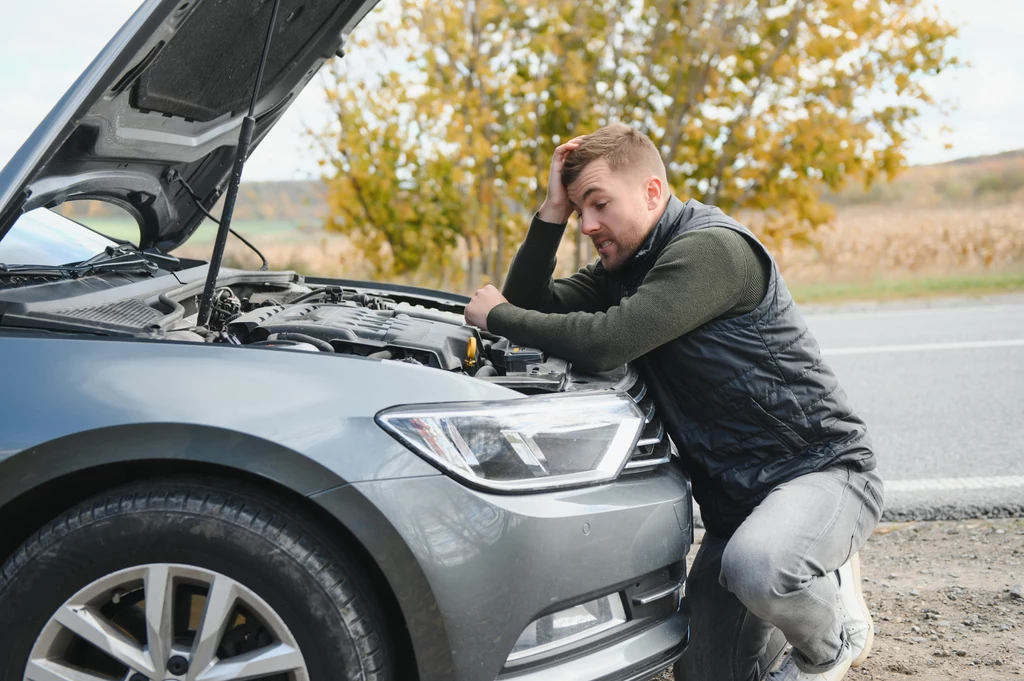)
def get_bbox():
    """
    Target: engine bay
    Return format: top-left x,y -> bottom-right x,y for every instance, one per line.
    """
0,271 -> 589,393
208,283 -> 571,390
